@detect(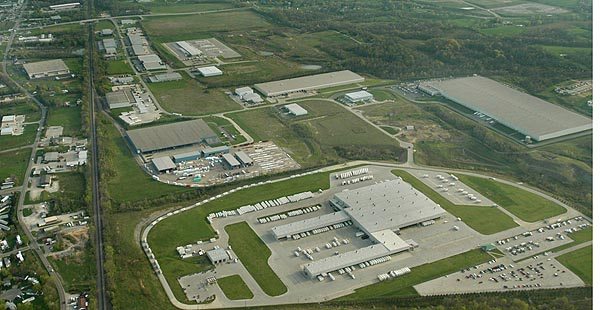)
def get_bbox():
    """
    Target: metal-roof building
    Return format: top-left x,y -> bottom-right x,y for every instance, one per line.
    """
152,156 -> 176,172
197,66 -> 223,77
22,59 -> 70,79
207,248 -> 229,265
234,151 -> 253,166
176,41 -> 201,56
138,54 -> 165,71
234,87 -> 253,97
254,70 -> 364,97
173,151 -> 202,163
241,92 -> 263,104
105,89 -> 135,109
344,90 -> 373,103
102,38 -> 117,49
423,76 -> 593,141
202,145 -> 229,157
222,153 -> 241,169
284,104 -> 308,116
271,212 -> 351,240
148,72 -> 182,83
126,119 -> 219,153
